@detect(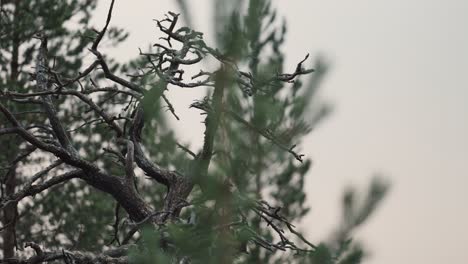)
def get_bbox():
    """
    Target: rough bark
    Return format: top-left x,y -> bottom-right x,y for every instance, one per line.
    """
2,0 -> 21,258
